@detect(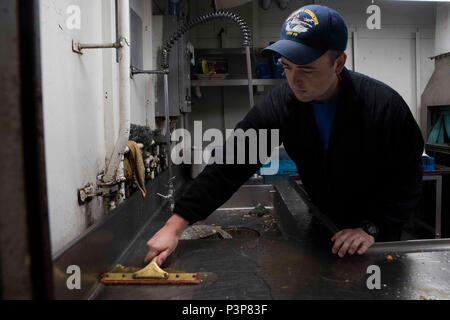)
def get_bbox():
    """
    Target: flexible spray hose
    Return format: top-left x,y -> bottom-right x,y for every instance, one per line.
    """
161,11 -> 253,195
161,11 -> 252,69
